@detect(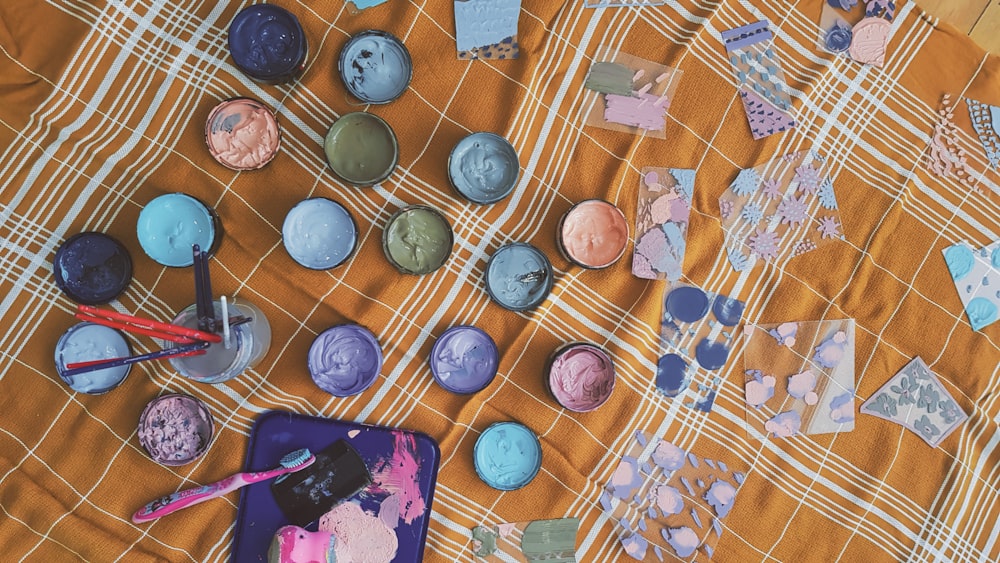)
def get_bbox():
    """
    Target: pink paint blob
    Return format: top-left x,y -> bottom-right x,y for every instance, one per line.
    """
370,432 -> 427,525
137,394 -> 213,466
745,375 -> 776,408
849,17 -> 891,67
268,525 -> 336,563
559,200 -> 629,269
650,484 -> 684,516
547,343 -> 615,412
205,98 -> 280,170
604,92 -> 667,130
318,502 -> 398,563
